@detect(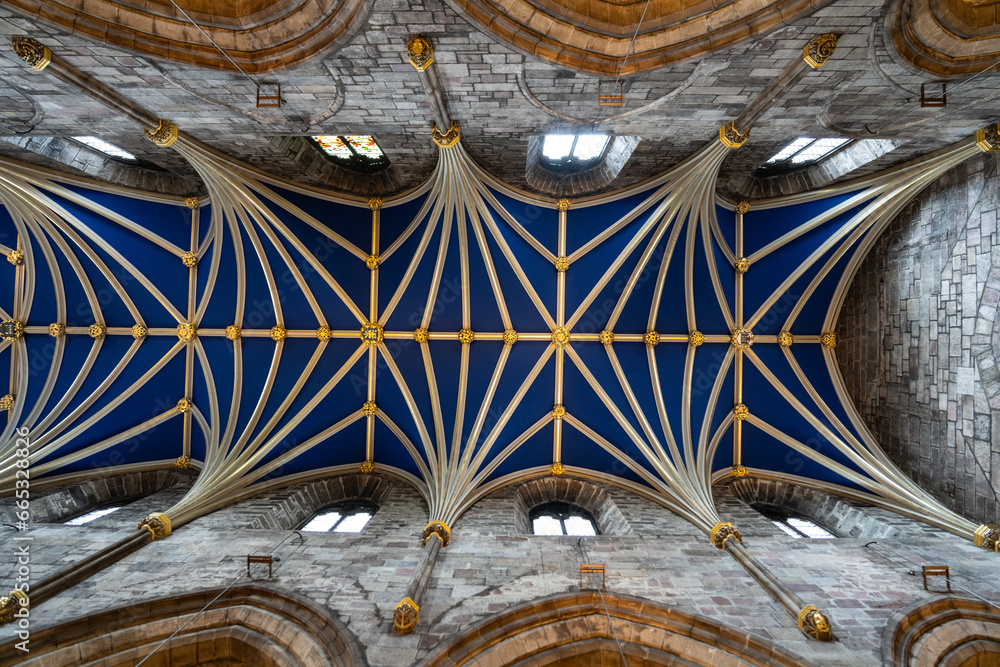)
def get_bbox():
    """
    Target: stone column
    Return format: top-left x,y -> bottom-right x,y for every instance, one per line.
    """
393,520 -> 449,634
